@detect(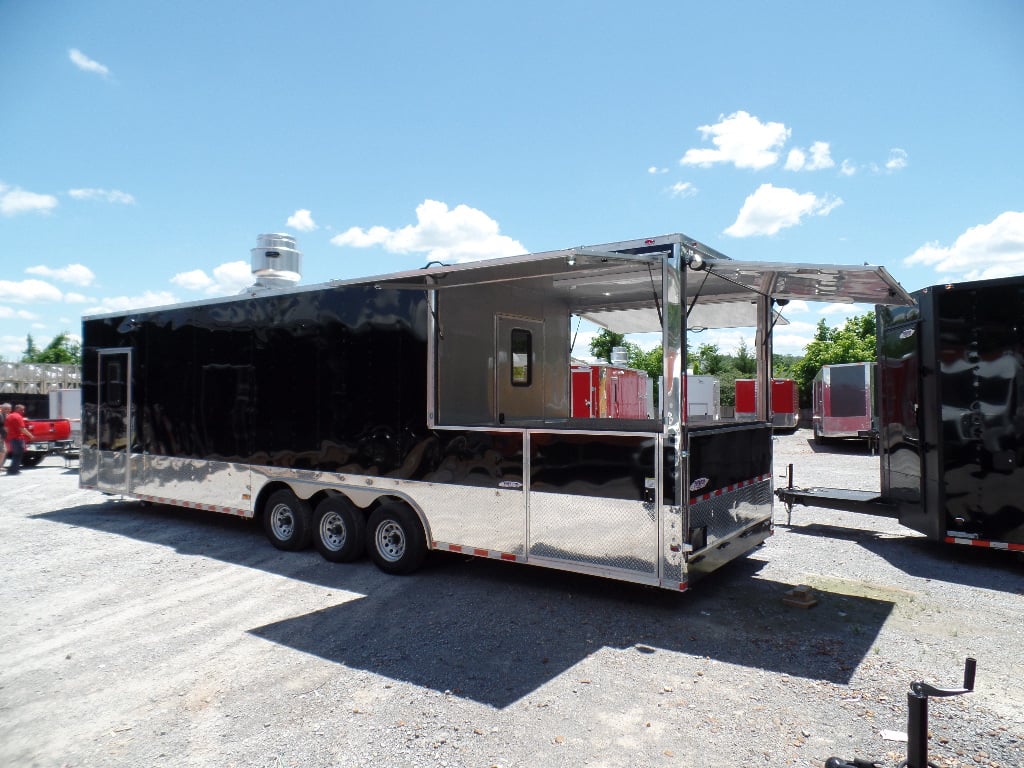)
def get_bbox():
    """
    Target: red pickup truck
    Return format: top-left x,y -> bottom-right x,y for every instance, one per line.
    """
21,418 -> 75,467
